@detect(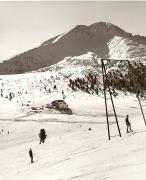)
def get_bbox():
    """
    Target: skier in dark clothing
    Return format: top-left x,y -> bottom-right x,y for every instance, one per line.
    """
29,148 -> 34,163
125,115 -> 132,133
39,129 -> 47,144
